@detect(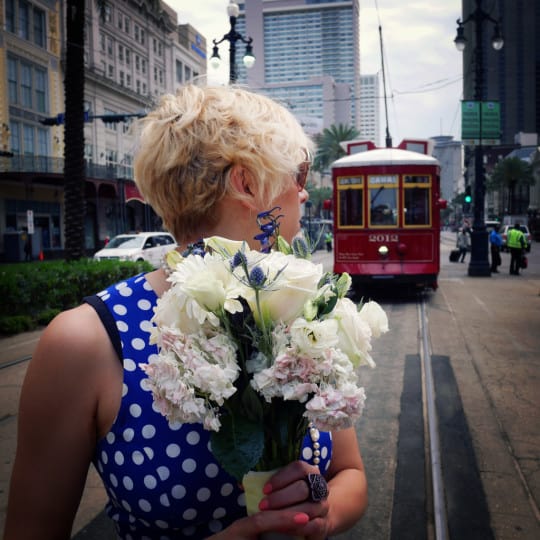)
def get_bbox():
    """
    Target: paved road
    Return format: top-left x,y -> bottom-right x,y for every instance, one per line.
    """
1,239 -> 539,539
